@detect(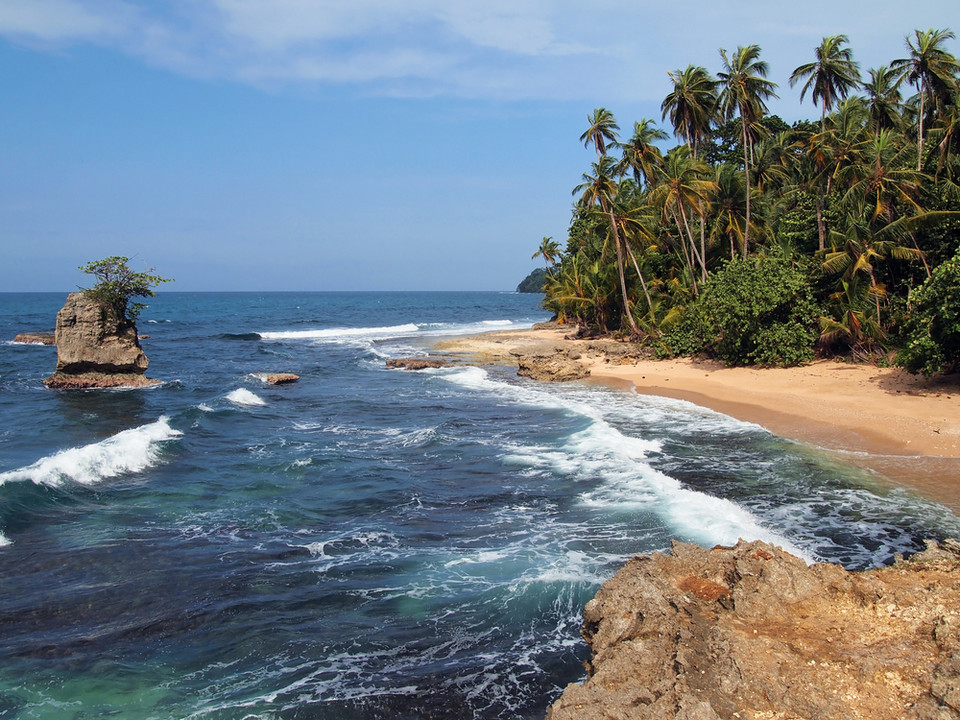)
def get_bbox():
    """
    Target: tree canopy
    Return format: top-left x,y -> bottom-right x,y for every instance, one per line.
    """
535,28 -> 960,373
